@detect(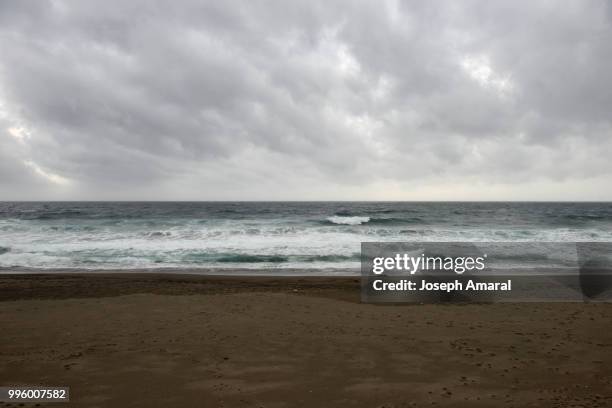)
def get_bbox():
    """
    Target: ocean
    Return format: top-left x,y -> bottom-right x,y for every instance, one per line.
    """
0,202 -> 611,273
